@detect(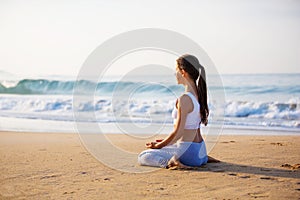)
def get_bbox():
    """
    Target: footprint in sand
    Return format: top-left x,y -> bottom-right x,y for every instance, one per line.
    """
270,142 -> 284,146
228,173 -> 237,176
40,174 -> 61,179
63,191 -> 75,195
221,141 -> 236,144
281,163 -> 300,170
227,173 -> 250,178
248,192 -> 269,198
260,176 -> 275,180
239,175 -> 251,179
